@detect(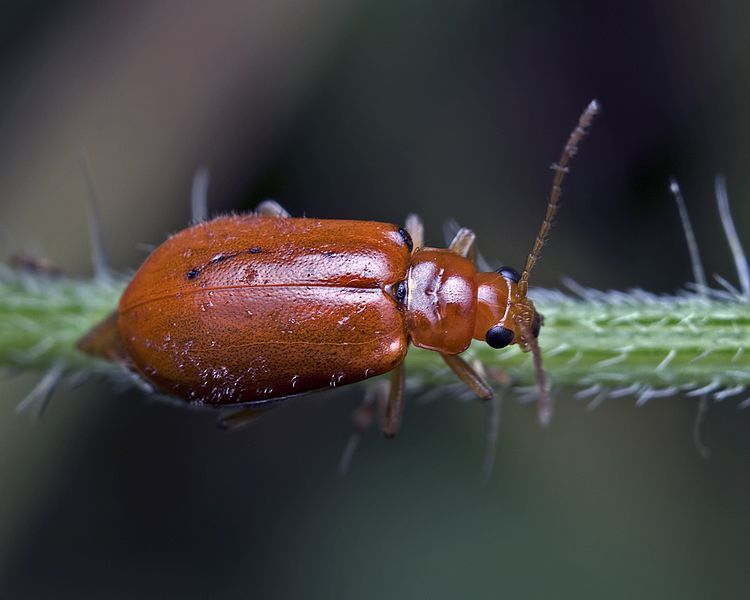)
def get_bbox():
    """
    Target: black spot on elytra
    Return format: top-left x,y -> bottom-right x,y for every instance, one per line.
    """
186,248 -> 258,281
